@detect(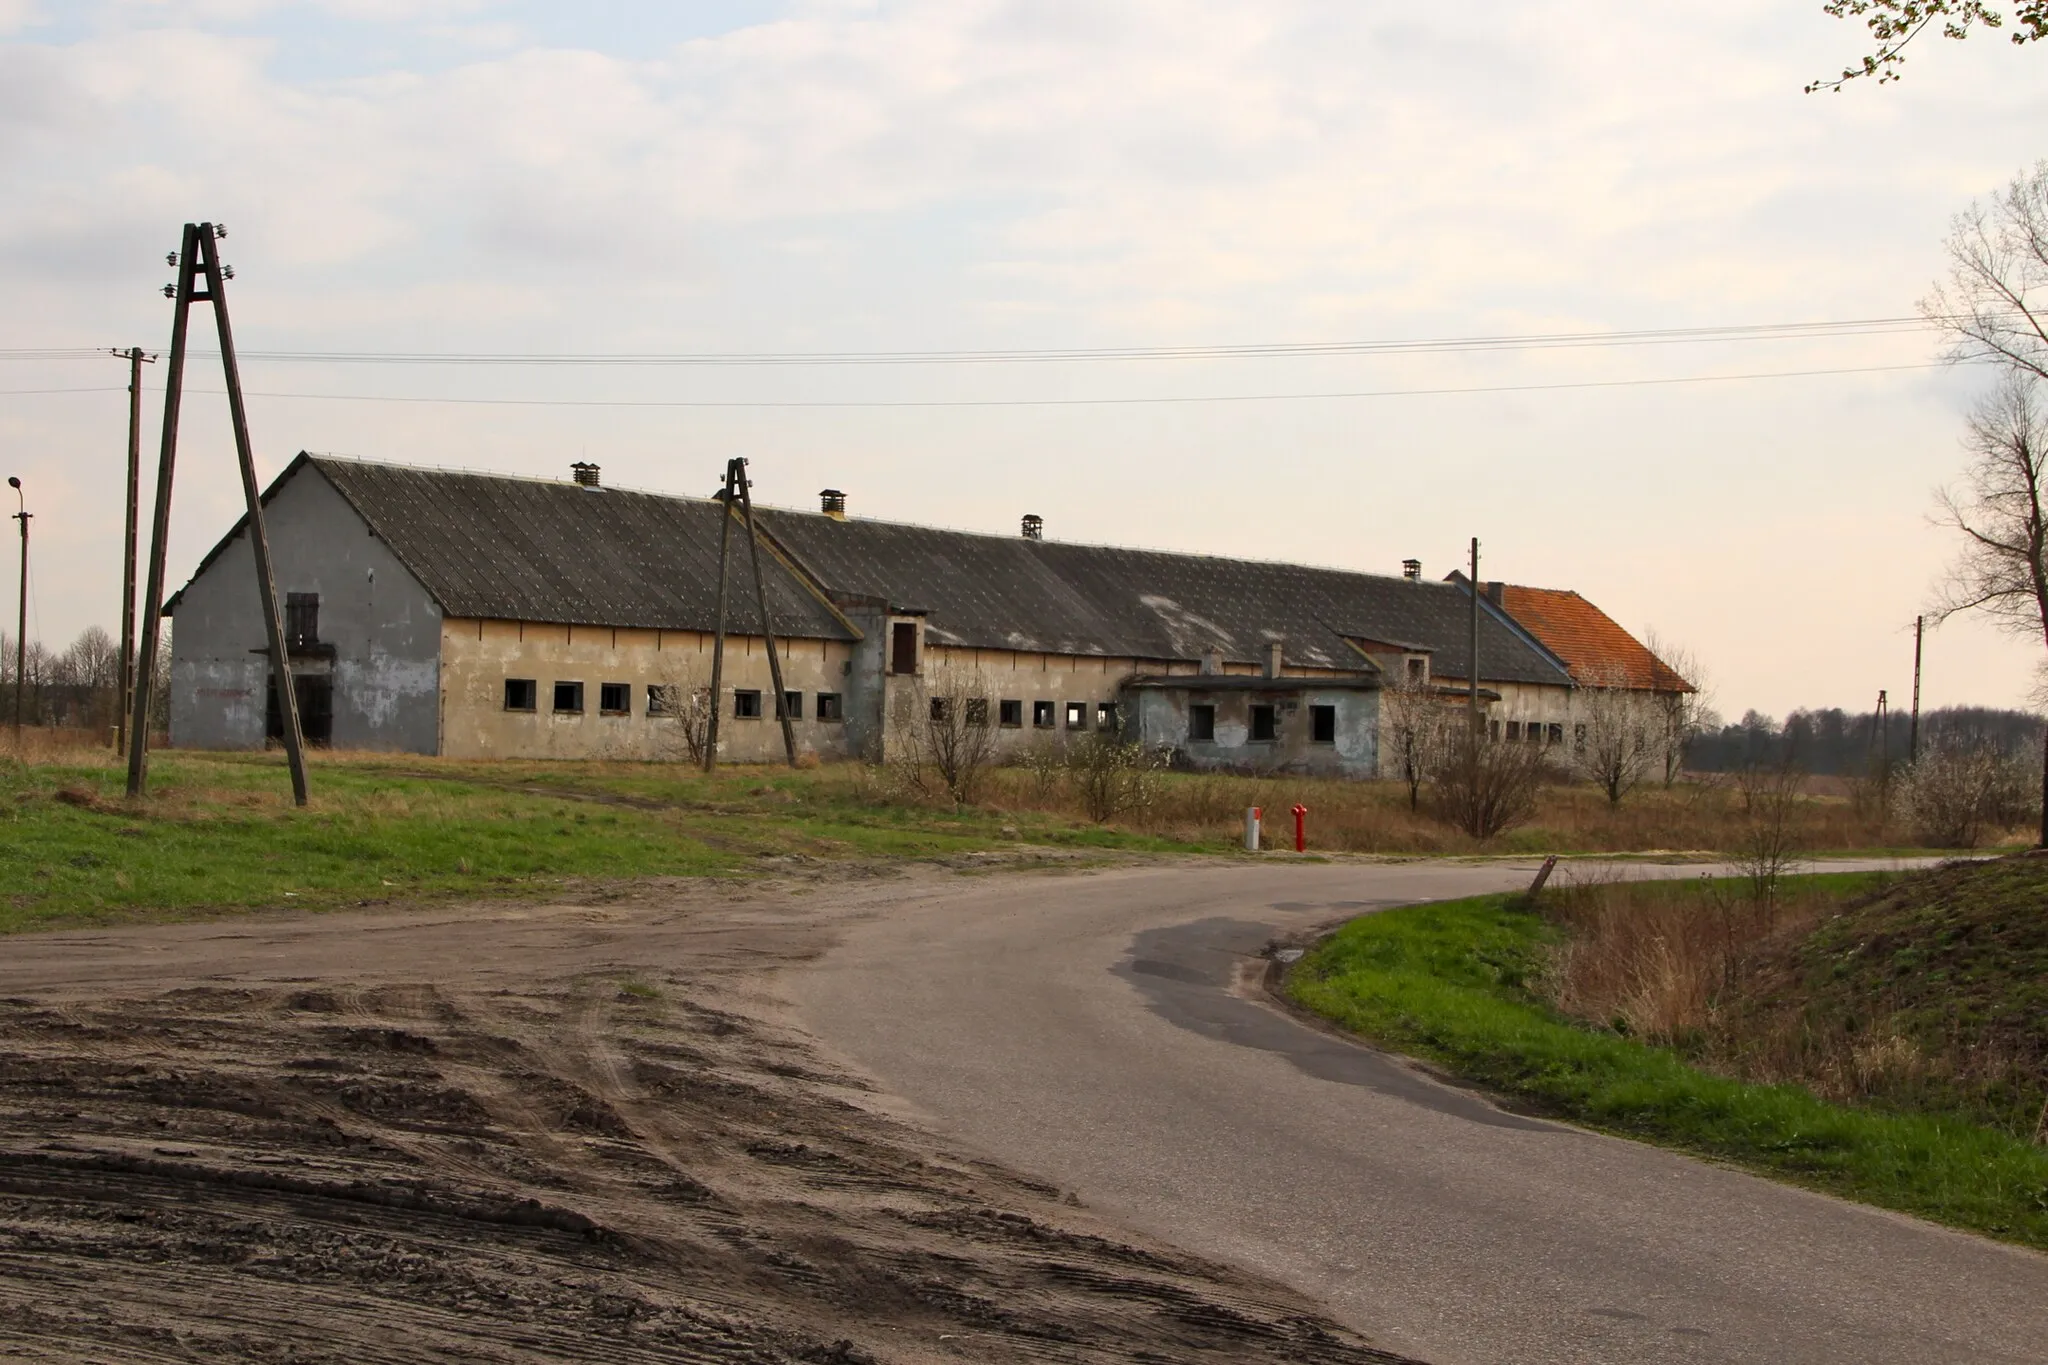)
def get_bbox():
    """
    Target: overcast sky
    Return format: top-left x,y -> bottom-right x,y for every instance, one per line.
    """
3,1 -> 2045,720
